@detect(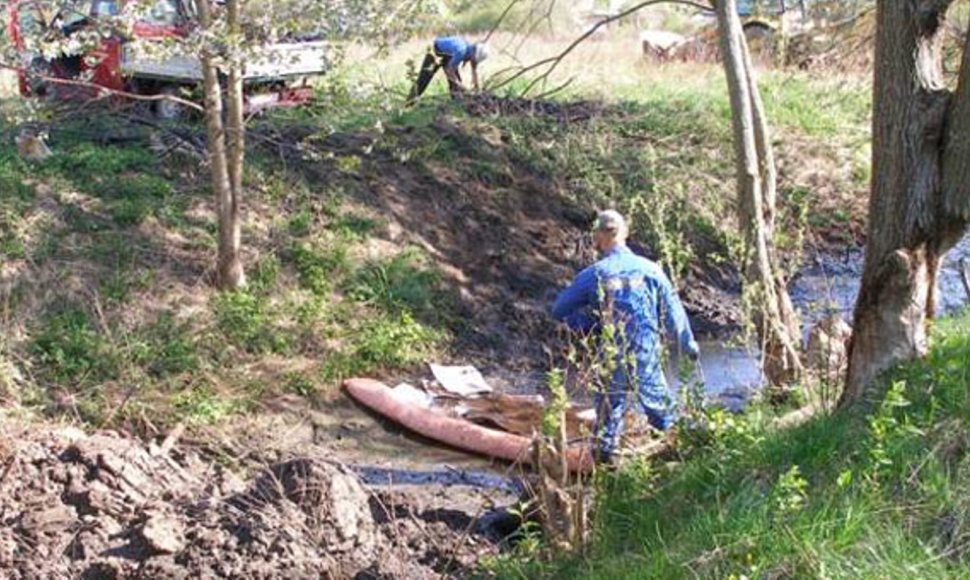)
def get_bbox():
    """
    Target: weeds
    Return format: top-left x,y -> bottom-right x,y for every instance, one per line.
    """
173,387 -> 239,425
31,306 -> 115,385
288,240 -> 351,295
136,312 -> 199,378
320,311 -> 442,381
212,290 -> 290,355
346,248 -> 439,316
503,310 -> 970,578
